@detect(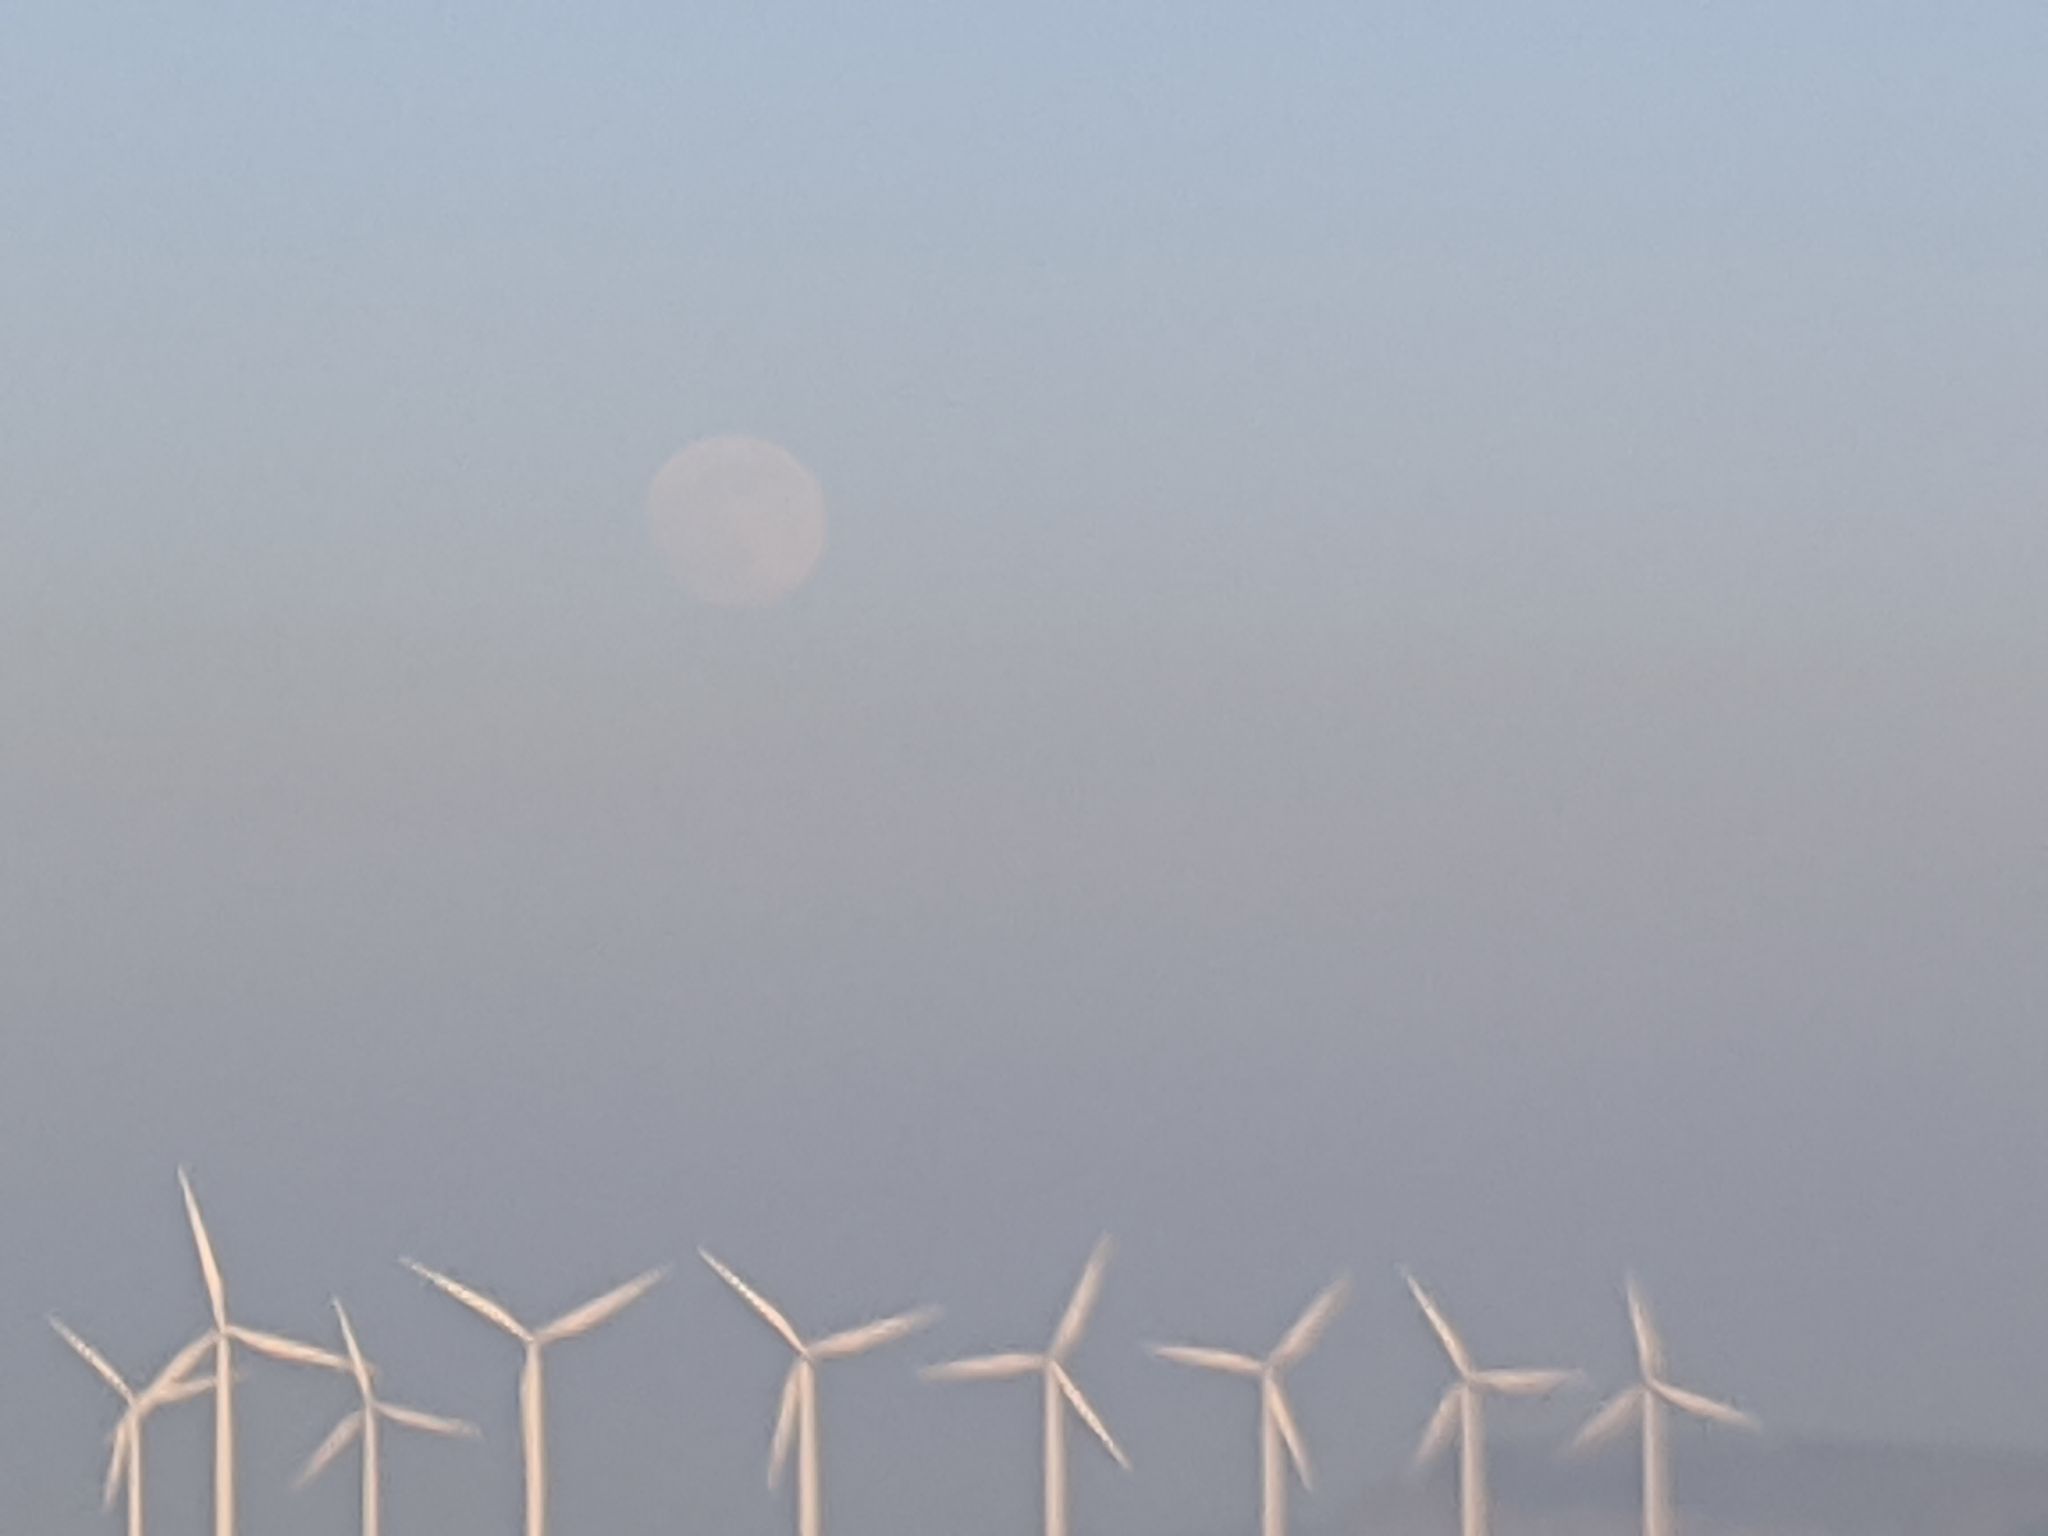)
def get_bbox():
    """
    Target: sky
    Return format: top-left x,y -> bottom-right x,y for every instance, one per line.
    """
3,3 -> 2046,1533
